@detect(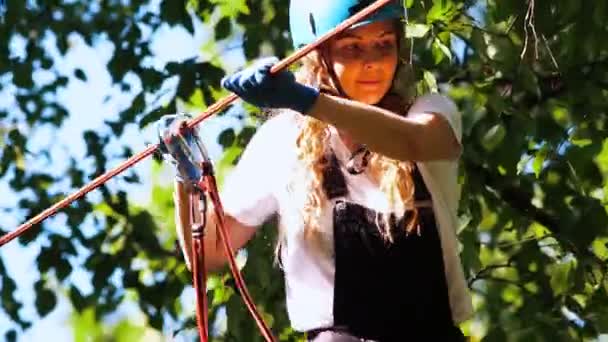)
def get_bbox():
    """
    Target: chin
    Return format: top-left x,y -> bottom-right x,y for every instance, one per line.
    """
364,97 -> 383,105
354,93 -> 385,105
348,86 -> 391,105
